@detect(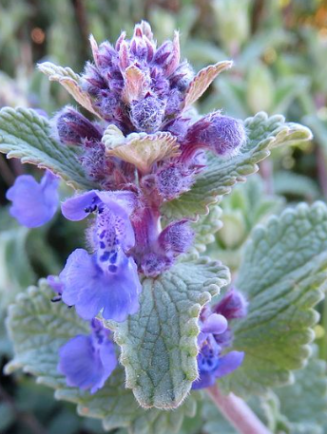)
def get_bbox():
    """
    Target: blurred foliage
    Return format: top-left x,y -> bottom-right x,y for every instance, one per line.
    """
1,0 -> 327,433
